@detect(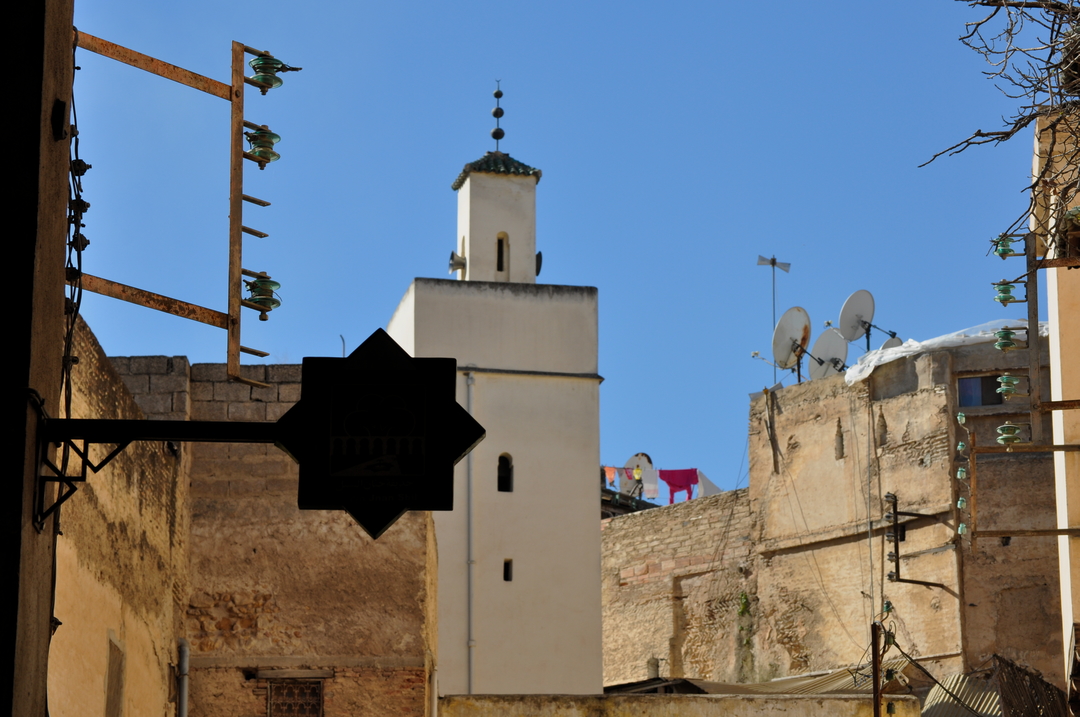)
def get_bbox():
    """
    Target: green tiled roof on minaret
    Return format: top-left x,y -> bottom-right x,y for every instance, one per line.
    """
451,151 -> 542,191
